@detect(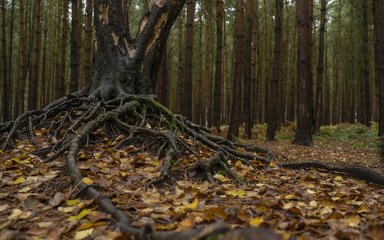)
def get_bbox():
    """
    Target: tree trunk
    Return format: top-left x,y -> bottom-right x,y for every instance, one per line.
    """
375,0 -> 384,136
70,0 -> 80,93
228,0 -> 244,139
156,42 -> 168,106
57,1 -> 68,98
8,0 -> 15,119
243,0 -> 254,139
83,0 -> 93,86
1,0 -> 9,121
89,0 -> 186,100
362,0 -> 371,126
15,0 -> 26,116
181,0 -> 195,120
29,0 -> 42,111
314,0 -> 327,133
213,0 -> 224,131
266,0 -> 283,141
293,0 -> 313,146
